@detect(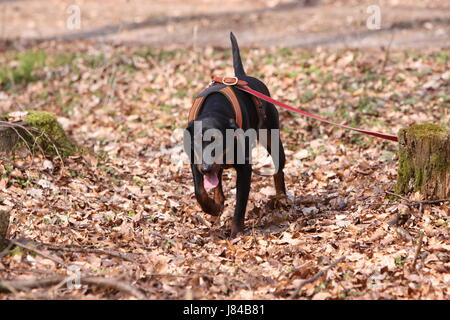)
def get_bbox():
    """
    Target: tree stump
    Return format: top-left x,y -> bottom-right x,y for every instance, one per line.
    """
0,126 -> 20,153
0,110 -> 78,158
0,210 -> 10,251
395,123 -> 449,200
